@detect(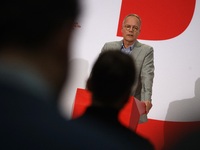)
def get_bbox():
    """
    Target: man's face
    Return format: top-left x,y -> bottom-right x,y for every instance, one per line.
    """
121,16 -> 141,43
